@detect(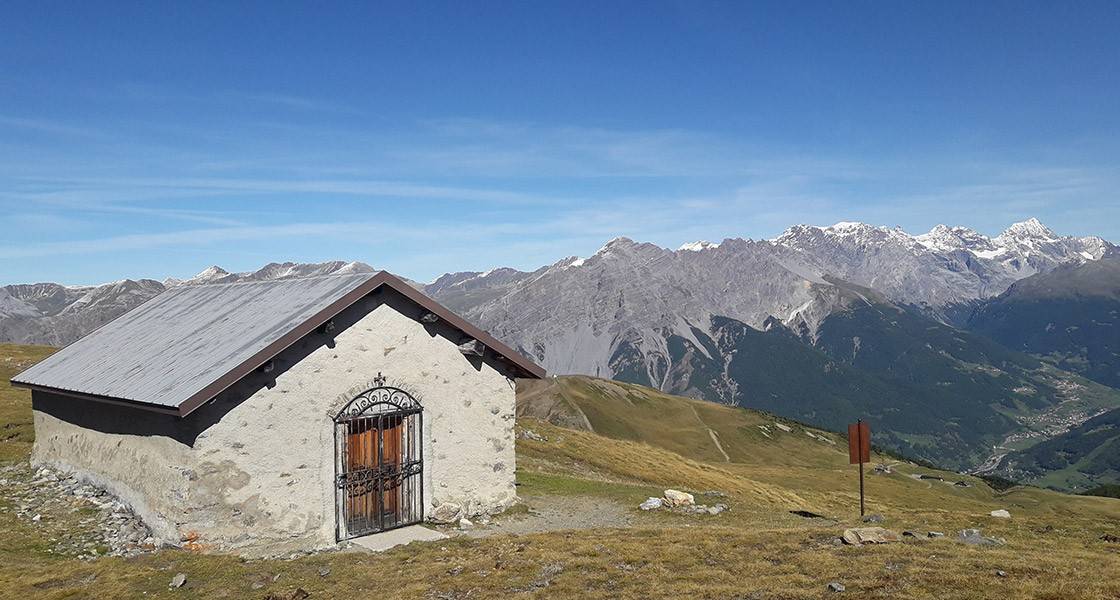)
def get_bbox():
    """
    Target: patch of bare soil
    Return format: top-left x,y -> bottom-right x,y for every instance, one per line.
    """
463,495 -> 633,538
